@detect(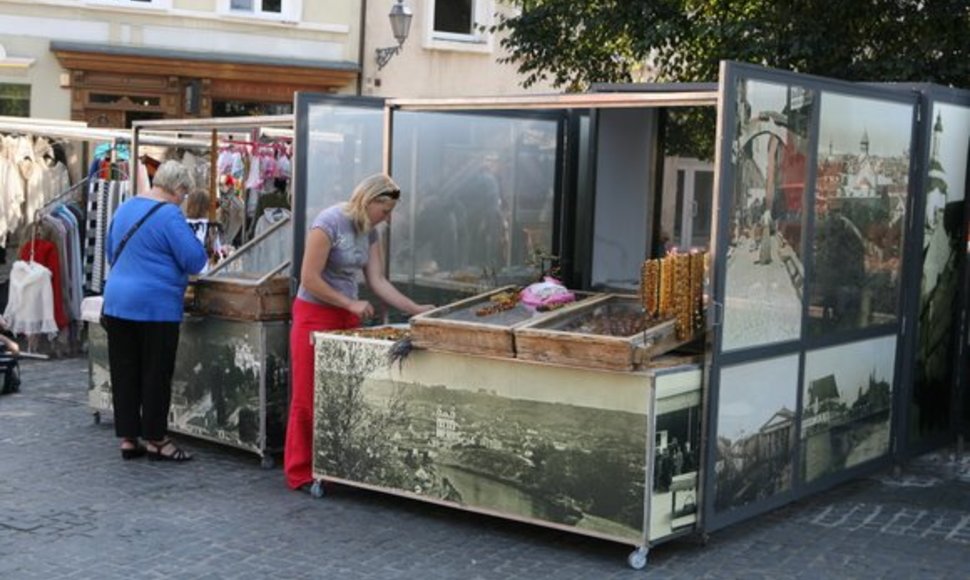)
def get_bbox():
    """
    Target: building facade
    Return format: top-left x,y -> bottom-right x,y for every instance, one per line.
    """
0,0 -> 553,125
